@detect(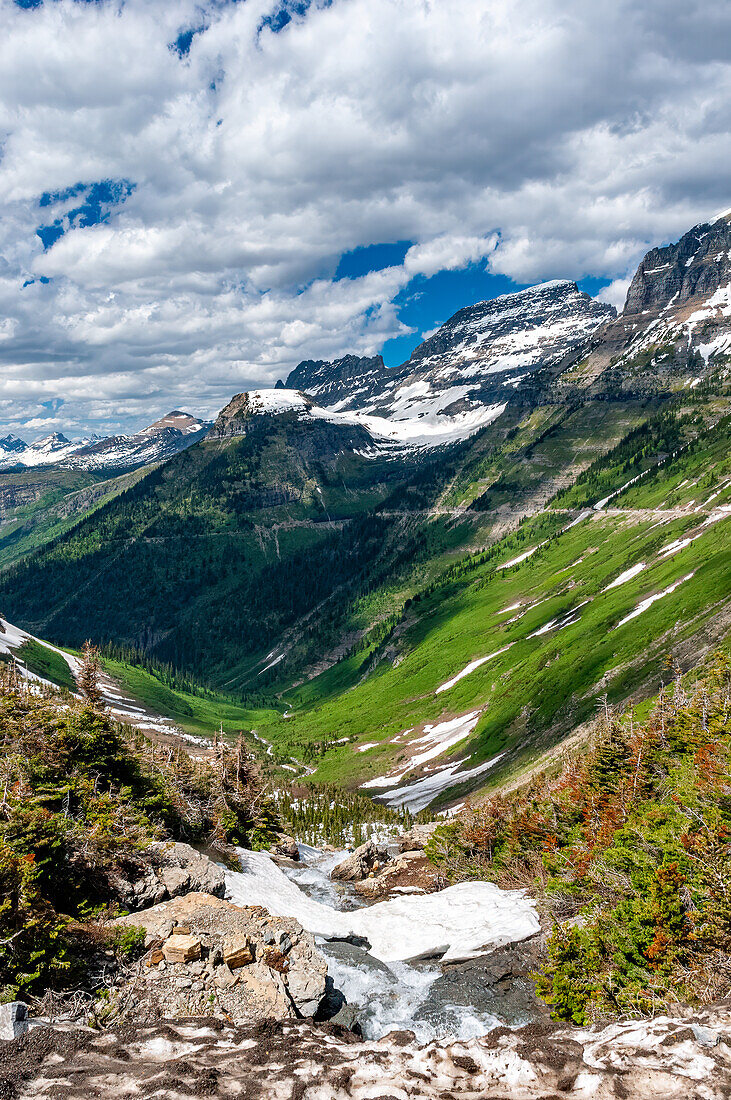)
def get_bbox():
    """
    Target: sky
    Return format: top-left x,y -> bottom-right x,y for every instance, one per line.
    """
1,0 -> 731,440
